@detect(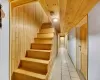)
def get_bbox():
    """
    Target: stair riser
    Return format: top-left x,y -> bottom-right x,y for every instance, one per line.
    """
40,28 -> 54,33
37,34 -> 54,38
34,38 -> 53,41
20,60 -> 48,74
41,26 -> 51,29
35,39 -> 52,44
26,50 -> 50,60
13,73 -> 43,80
41,23 -> 51,29
31,44 -> 52,50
